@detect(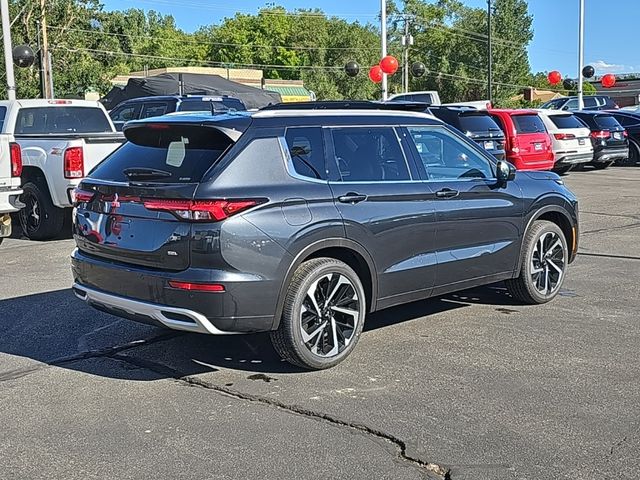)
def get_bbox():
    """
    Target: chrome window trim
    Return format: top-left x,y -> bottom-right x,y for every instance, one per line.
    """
277,136 -> 328,185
